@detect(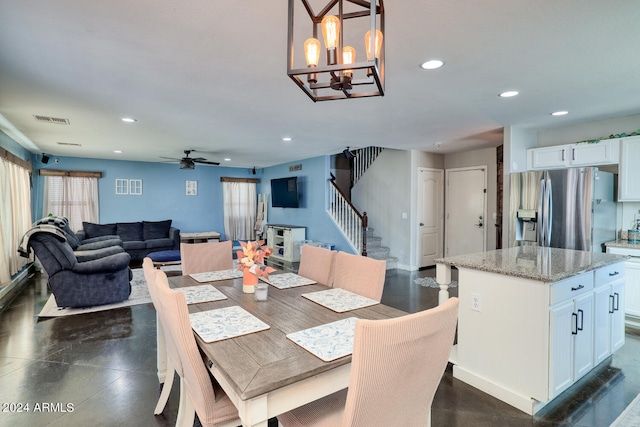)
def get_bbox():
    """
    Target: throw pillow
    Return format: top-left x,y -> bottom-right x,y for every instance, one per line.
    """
83,222 -> 117,239
143,220 -> 172,240
117,222 -> 143,241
